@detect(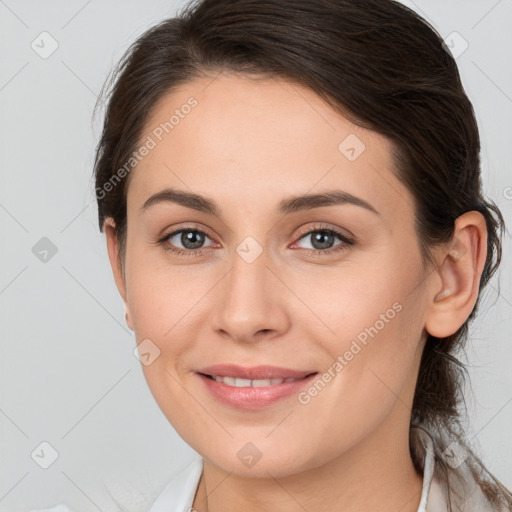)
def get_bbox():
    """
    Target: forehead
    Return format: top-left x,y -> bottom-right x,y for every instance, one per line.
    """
126,73 -> 414,224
